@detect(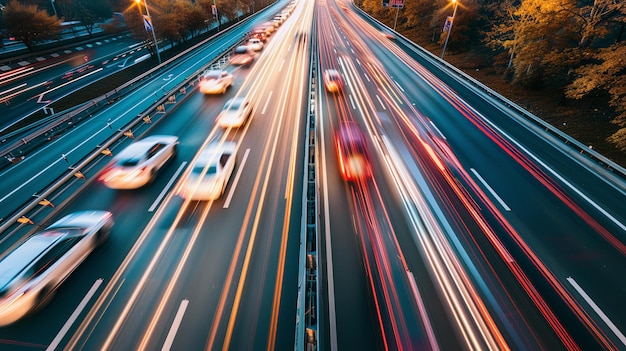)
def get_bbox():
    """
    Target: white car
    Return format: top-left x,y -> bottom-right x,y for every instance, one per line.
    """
180,141 -> 237,201
229,45 -> 255,66
199,70 -> 234,94
100,135 -> 178,189
216,97 -> 253,129
0,210 -> 113,326
247,38 -> 264,51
